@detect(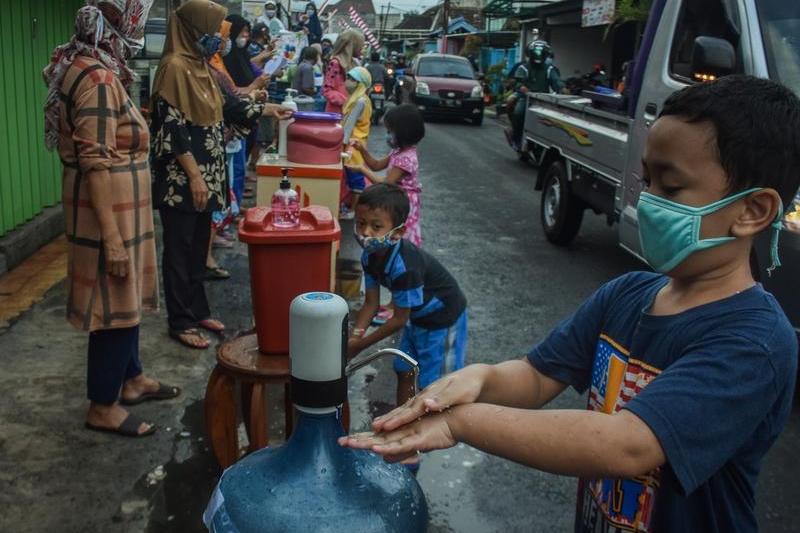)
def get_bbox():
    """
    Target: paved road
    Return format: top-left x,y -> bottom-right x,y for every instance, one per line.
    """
1,112 -> 797,533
